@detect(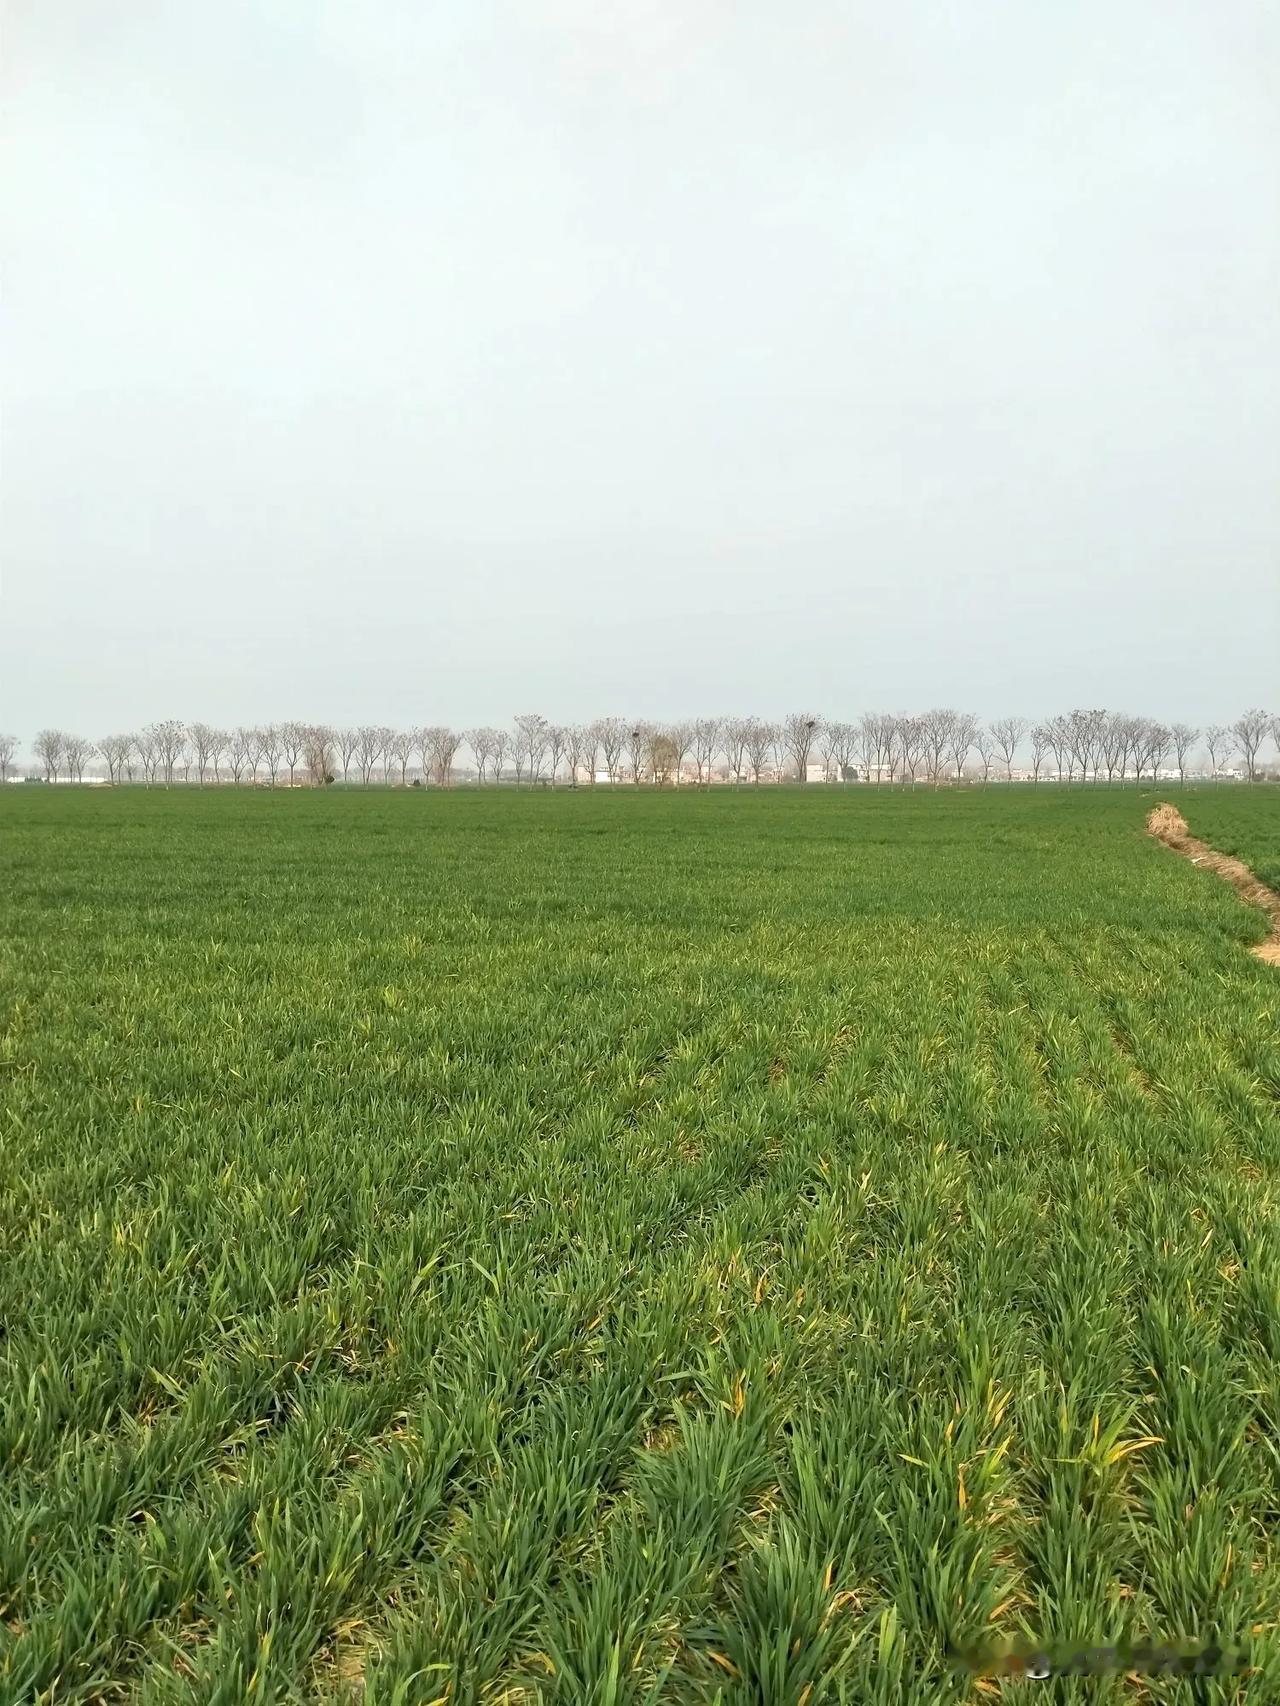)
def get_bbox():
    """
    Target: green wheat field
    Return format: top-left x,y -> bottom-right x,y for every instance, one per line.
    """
3,784 -> 1280,1705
